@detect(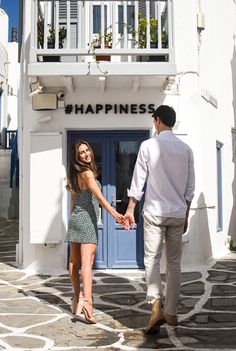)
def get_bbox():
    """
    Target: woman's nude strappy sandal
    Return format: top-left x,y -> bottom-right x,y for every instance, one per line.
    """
82,299 -> 96,324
